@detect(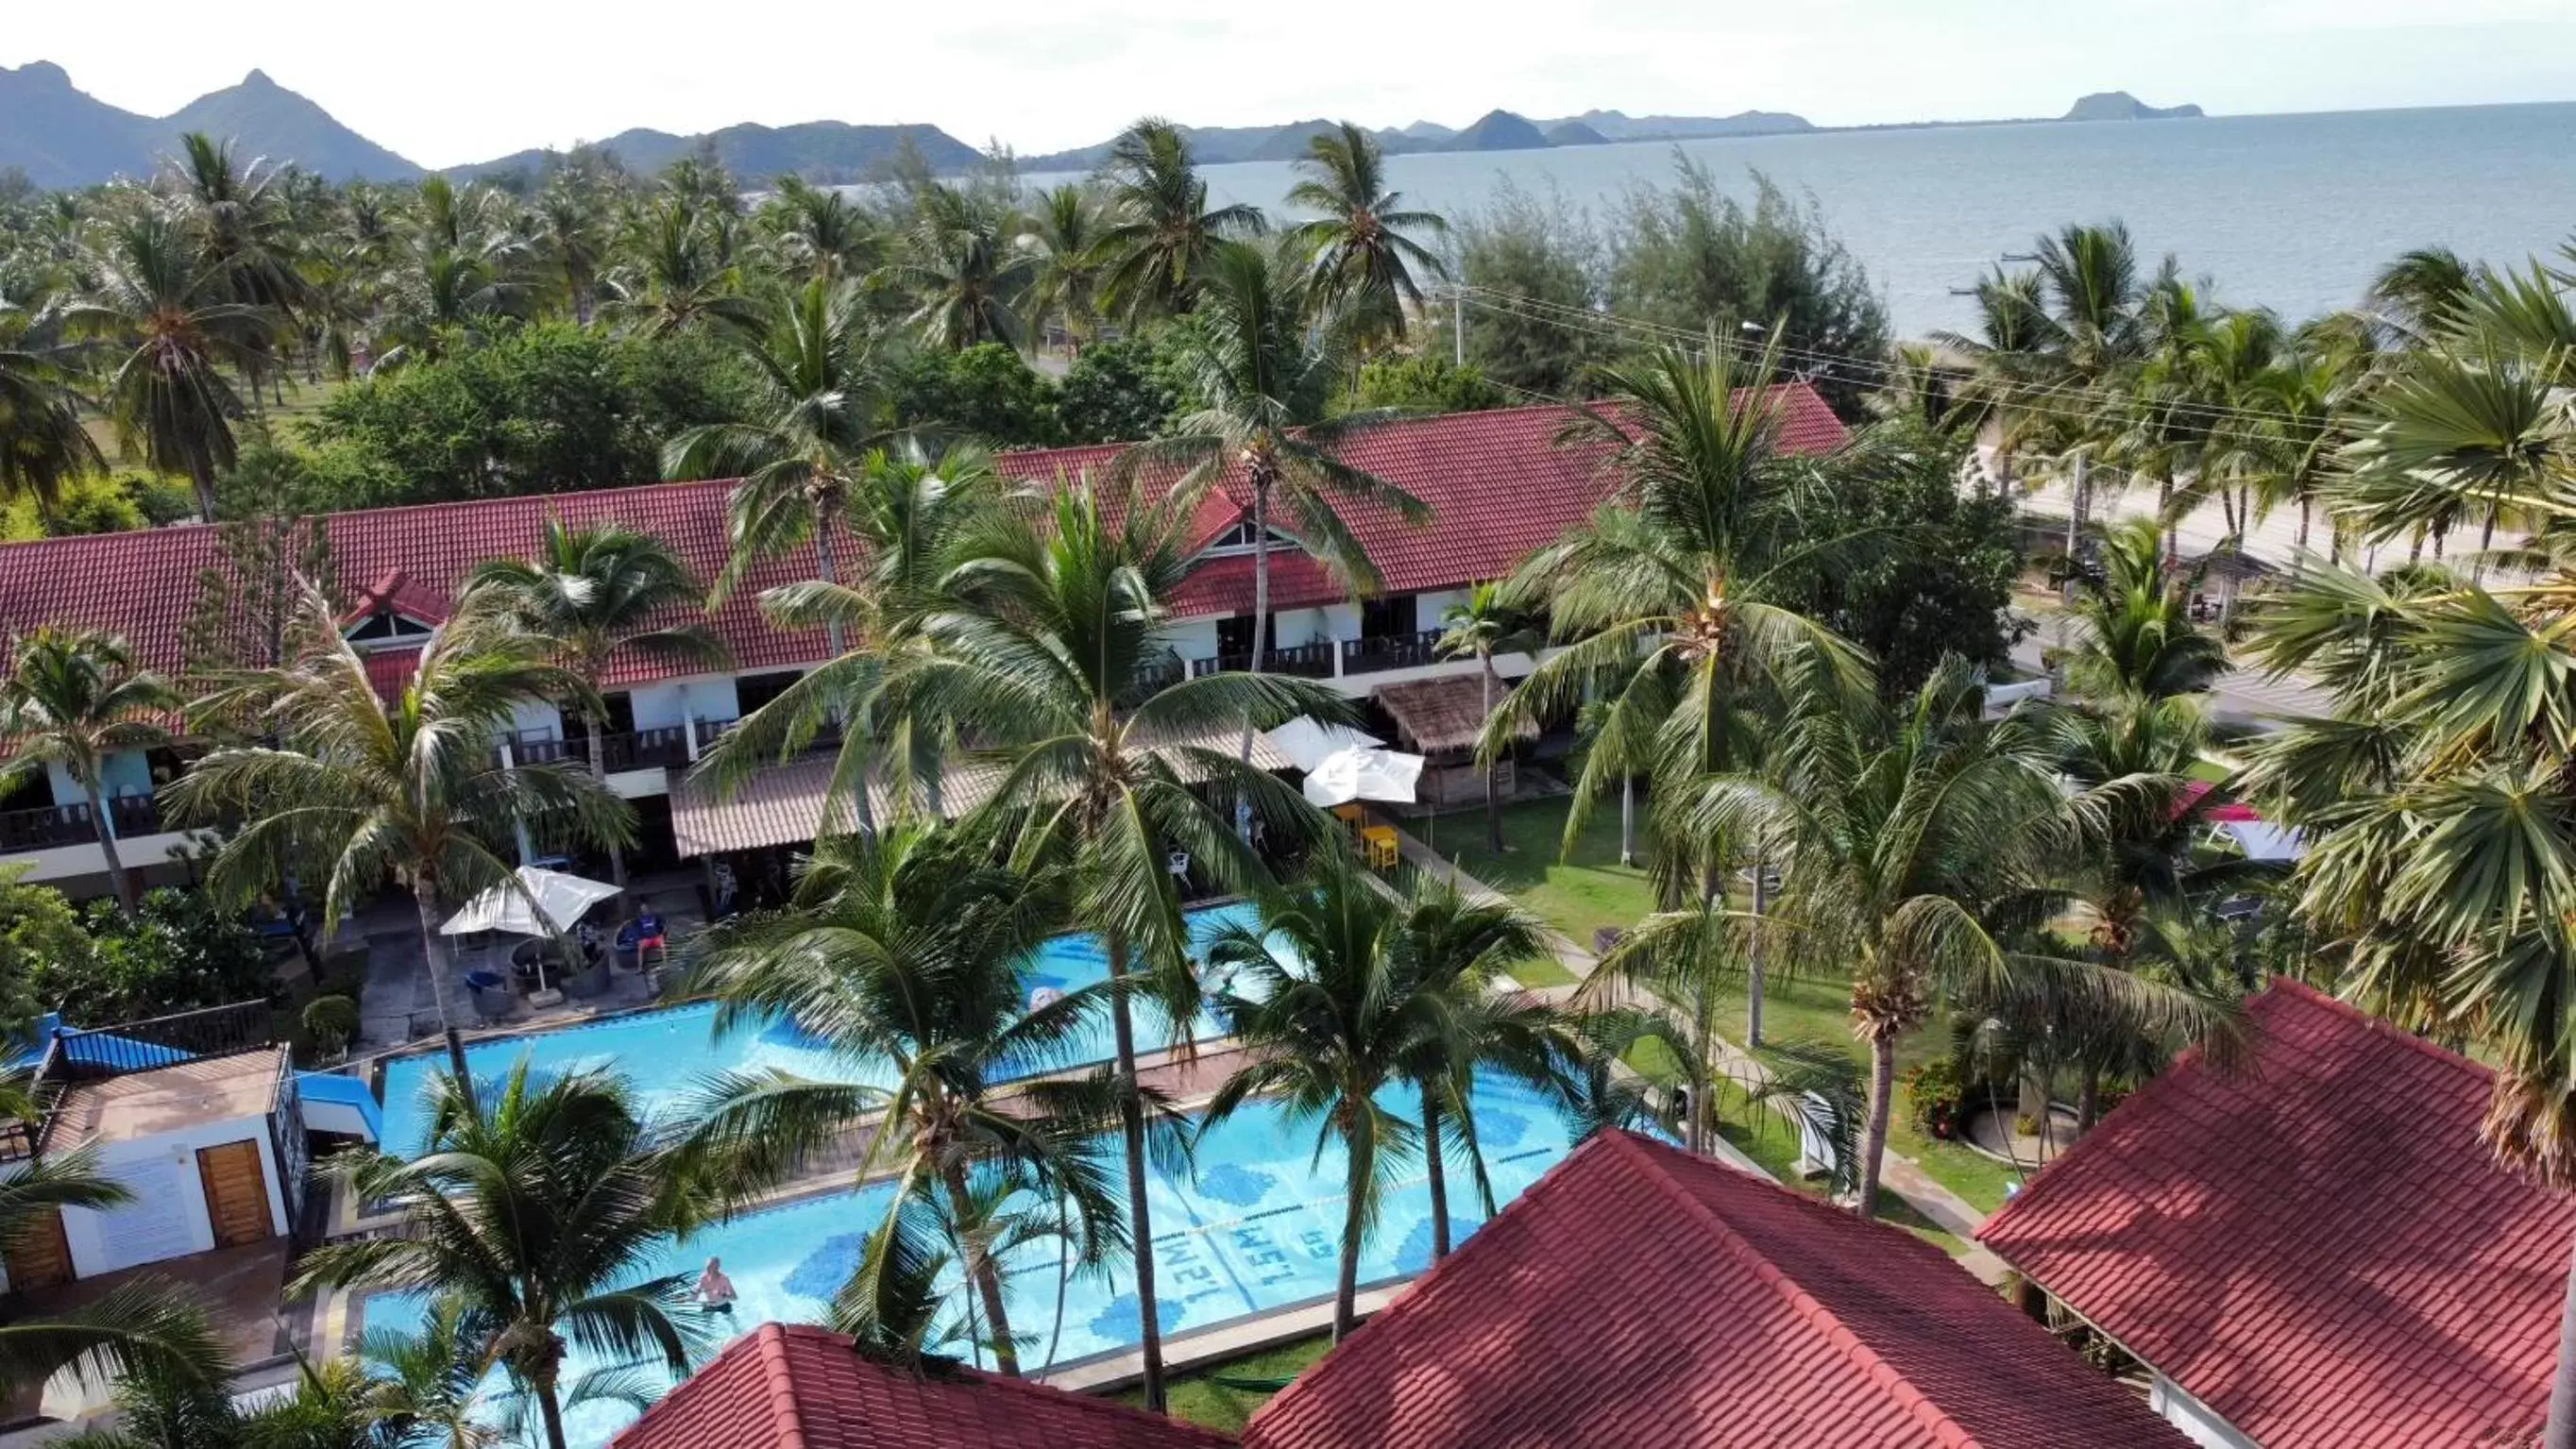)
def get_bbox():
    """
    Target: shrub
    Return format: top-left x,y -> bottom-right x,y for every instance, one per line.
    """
1900,1056 -> 1967,1140
1059,337 -> 1179,443
300,994 -> 361,1060
1346,355 -> 1506,415
887,343 -> 1063,447
41,889 -> 276,1025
